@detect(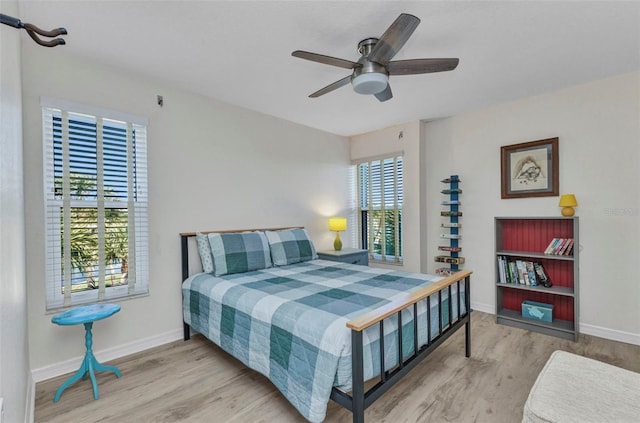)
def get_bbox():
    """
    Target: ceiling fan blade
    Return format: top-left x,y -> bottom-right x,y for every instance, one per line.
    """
292,50 -> 360,70
374,84 -> 393,102
309,75 -> 352,98
387,58 -> 459,75
368,13 -> 420,65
